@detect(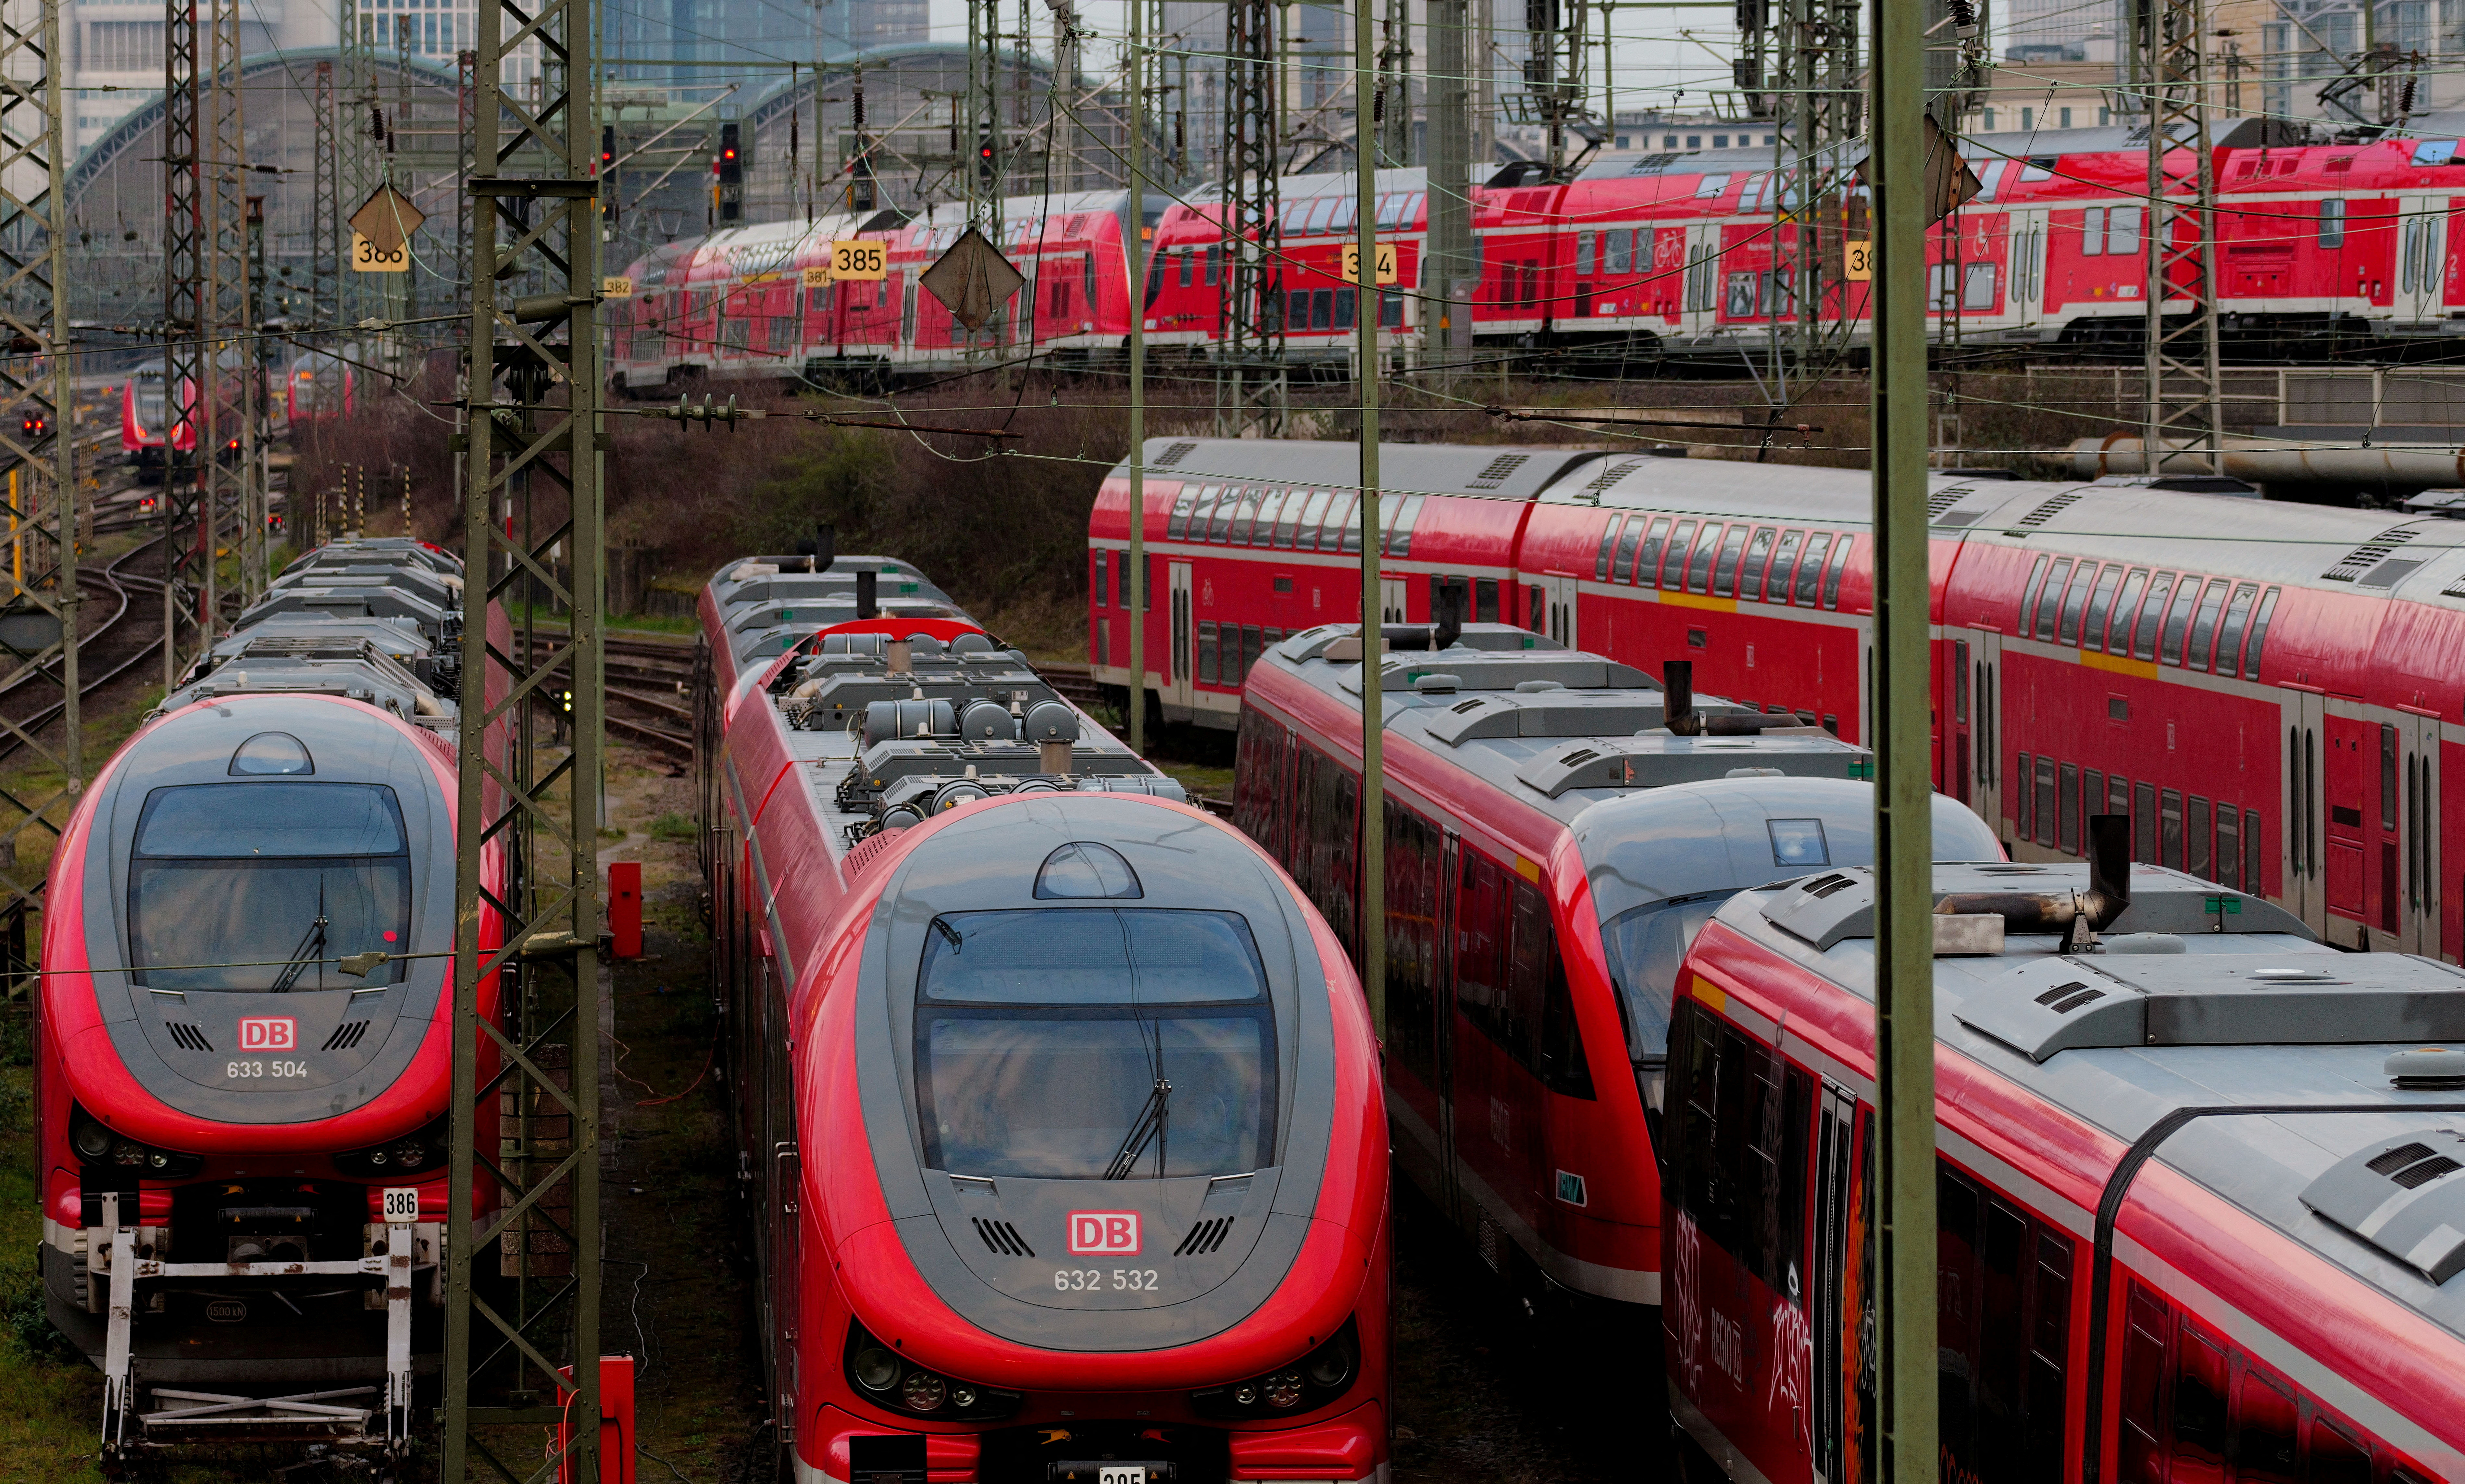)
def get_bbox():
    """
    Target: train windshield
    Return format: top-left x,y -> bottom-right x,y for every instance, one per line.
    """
914,908 -> 1277,1180
1597,892 -> 1728,1064
134,376 -> 165,428
128,783 -> 412,992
